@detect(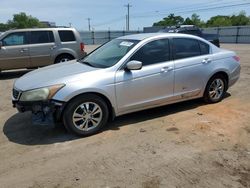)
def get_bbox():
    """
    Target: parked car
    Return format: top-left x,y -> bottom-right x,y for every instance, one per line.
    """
0,28 -> 86,72
158,25 -> 220,47
12,33 -> 240,136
